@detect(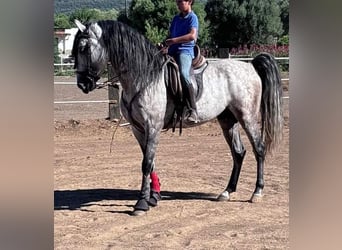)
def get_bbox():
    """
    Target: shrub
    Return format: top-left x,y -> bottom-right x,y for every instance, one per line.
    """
278,35 -> 289,46
230,44 -> 289,57
229,44 -> 289,72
